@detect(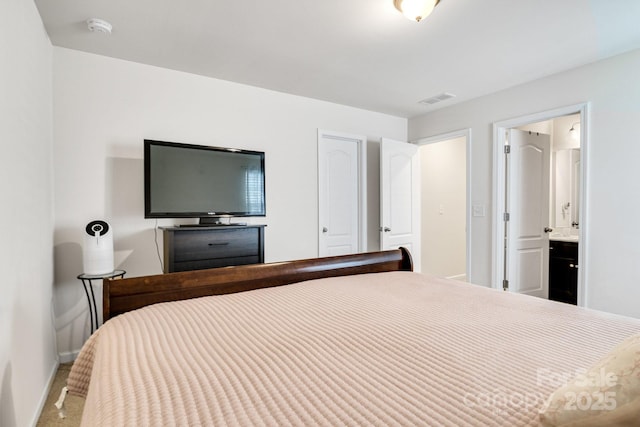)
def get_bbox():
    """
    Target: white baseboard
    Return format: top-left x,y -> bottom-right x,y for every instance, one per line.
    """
446,274 -> 467,281
29,359 -> 59,427
58,350 -> 79,364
